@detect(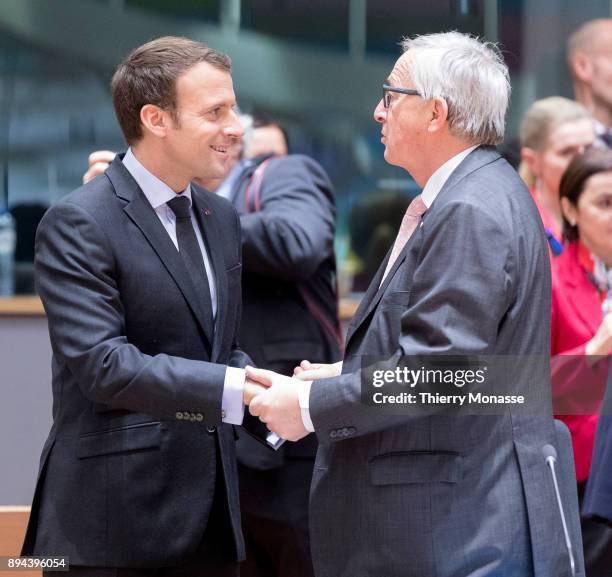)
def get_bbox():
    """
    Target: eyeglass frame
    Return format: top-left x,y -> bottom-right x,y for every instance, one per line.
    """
382,84 -> 421,108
